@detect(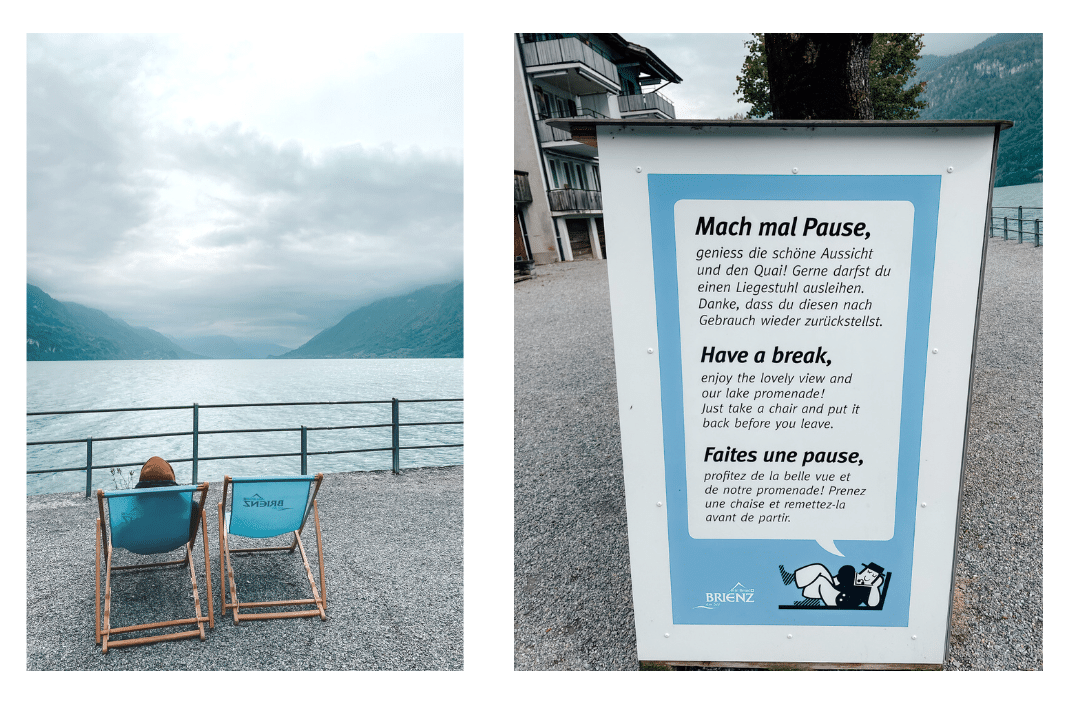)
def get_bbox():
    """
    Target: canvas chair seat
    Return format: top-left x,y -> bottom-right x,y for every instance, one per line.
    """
218,474 -> 327,624
108,487 -> 195,554
96,483 -> 213,653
